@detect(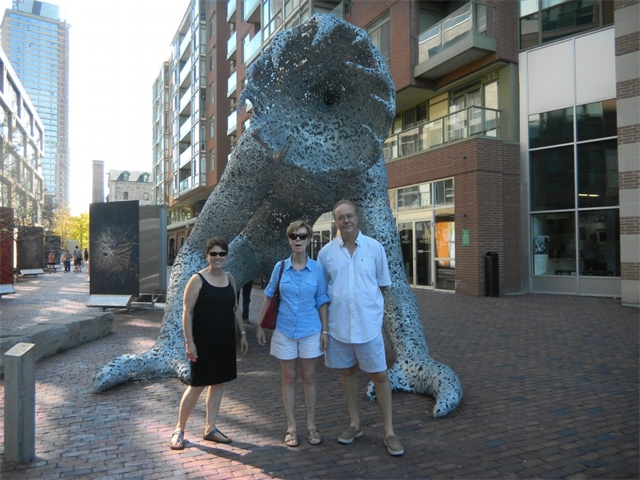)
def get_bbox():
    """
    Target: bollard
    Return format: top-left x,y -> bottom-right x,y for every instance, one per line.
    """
4,342 -> 36,463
